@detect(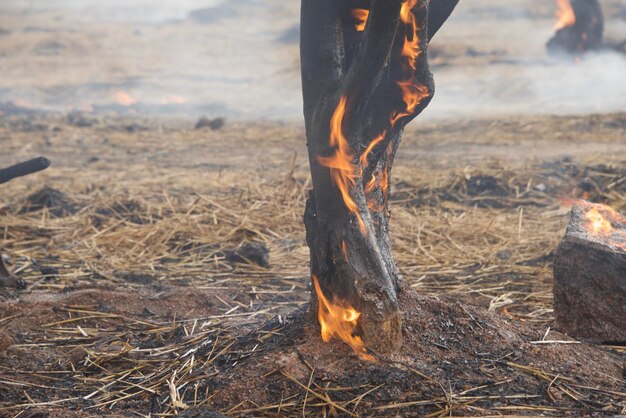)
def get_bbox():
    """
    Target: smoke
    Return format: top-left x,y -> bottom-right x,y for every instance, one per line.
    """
0,0 -> 624,120
422,0 -> 626,120
424,50 -> 626,120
